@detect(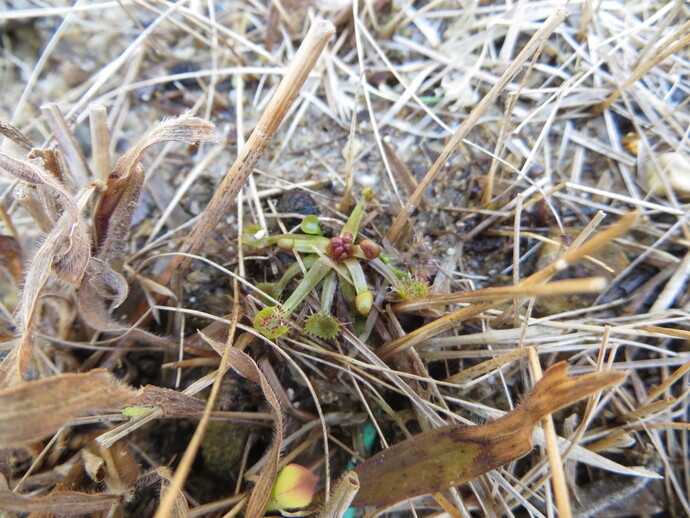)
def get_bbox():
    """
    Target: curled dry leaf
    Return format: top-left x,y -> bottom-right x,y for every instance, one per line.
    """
352,362 -> 627,506
317,472 -> 359,518
79,112 -> 216,337
104,441 -> 140,497
0,185 -> 95,385
93,111 -> 217,268
0,370 -> 141,448
76,257 -> 129,333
